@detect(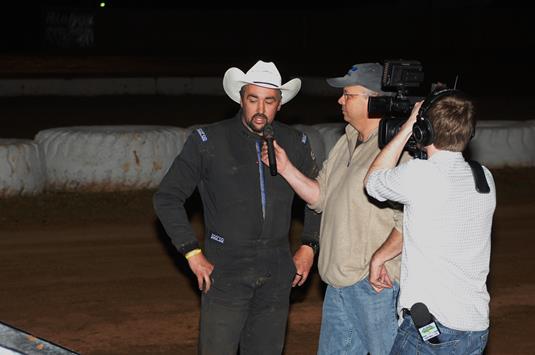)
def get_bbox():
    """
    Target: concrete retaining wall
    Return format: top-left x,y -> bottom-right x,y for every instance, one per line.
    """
1,120 -> 534,196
